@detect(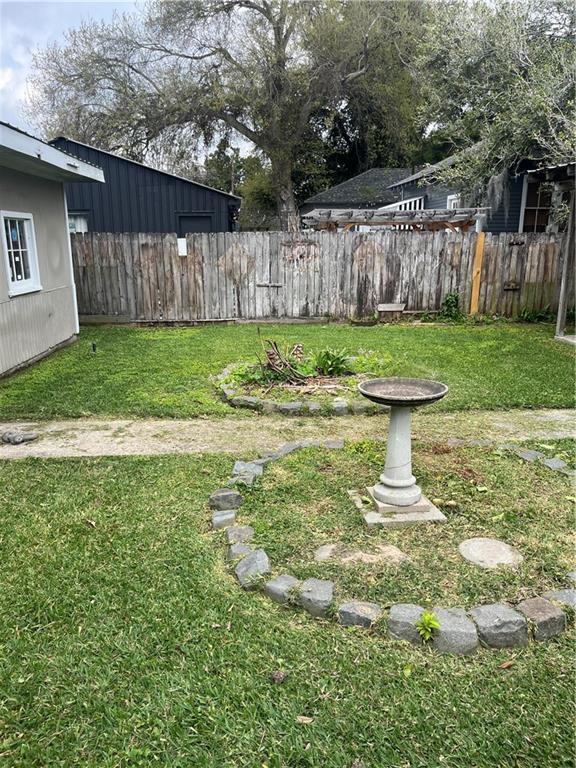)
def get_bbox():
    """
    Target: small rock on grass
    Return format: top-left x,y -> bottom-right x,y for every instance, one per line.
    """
432,607 -> 479,655
299,578 -> 333,617
469,603 -> 528,648
211,510 -> 236,529
324,438 -> 344,450
232,461 -> 264,478
541,457 -> 567,471
226,525 -> 254,544
209,488 -> 242,510
568,571 -> 576,585
517,597 -> 566,640
338,601 -> 382,627
226,543 -> 252,562
235,549 -> 271,589
264,574 -> 300,604
543,589 -> 576,610
387,604 -> 424,646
